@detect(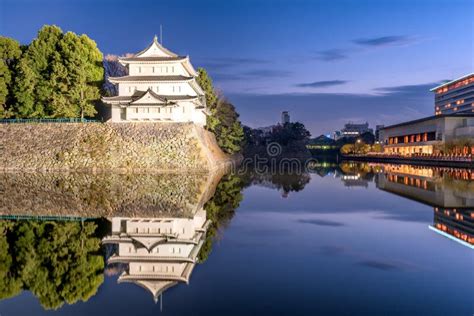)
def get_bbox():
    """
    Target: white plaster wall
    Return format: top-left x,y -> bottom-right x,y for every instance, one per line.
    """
118,82 -> 197,96
129,63 -> 187,76
128,262 -> 187,275
118,242 -> 194,258
111,106 -> 121,122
